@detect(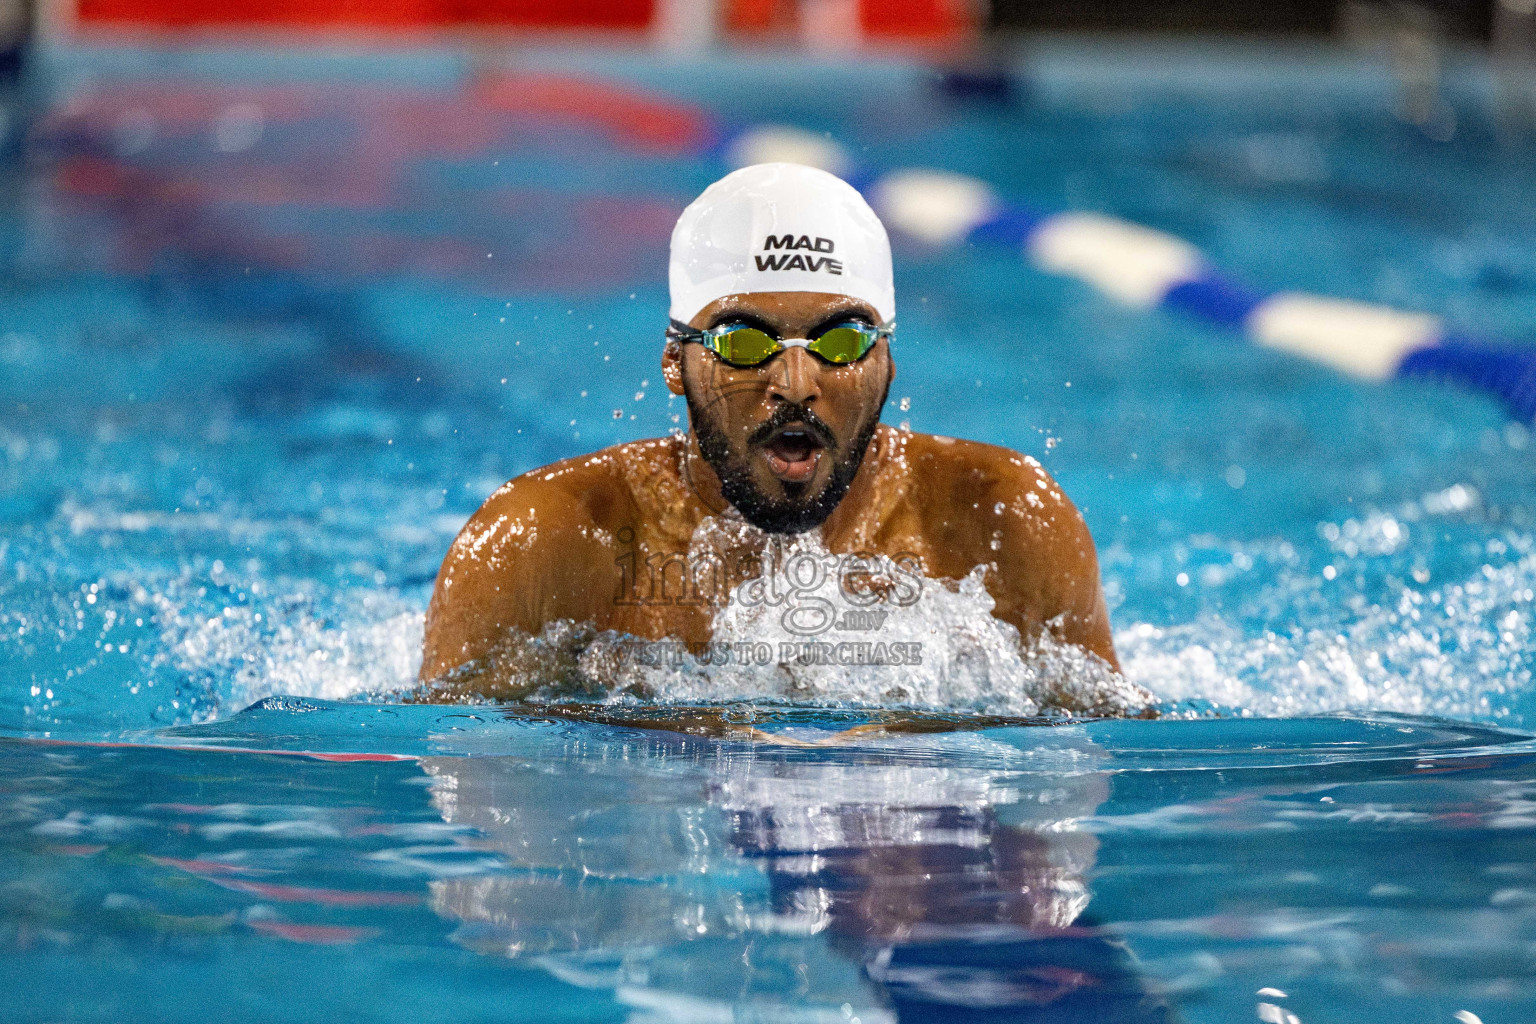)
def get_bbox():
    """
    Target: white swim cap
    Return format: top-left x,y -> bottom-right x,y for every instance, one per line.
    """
669,163 -> 895,326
